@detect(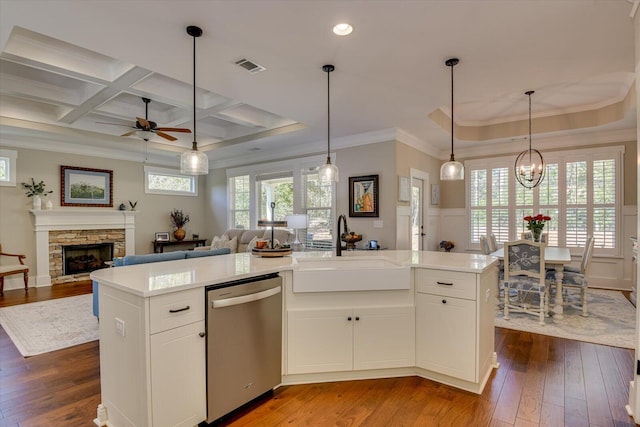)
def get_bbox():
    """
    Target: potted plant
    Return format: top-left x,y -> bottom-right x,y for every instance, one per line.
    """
21,178 -> 53,210
170,209 -> 190,241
